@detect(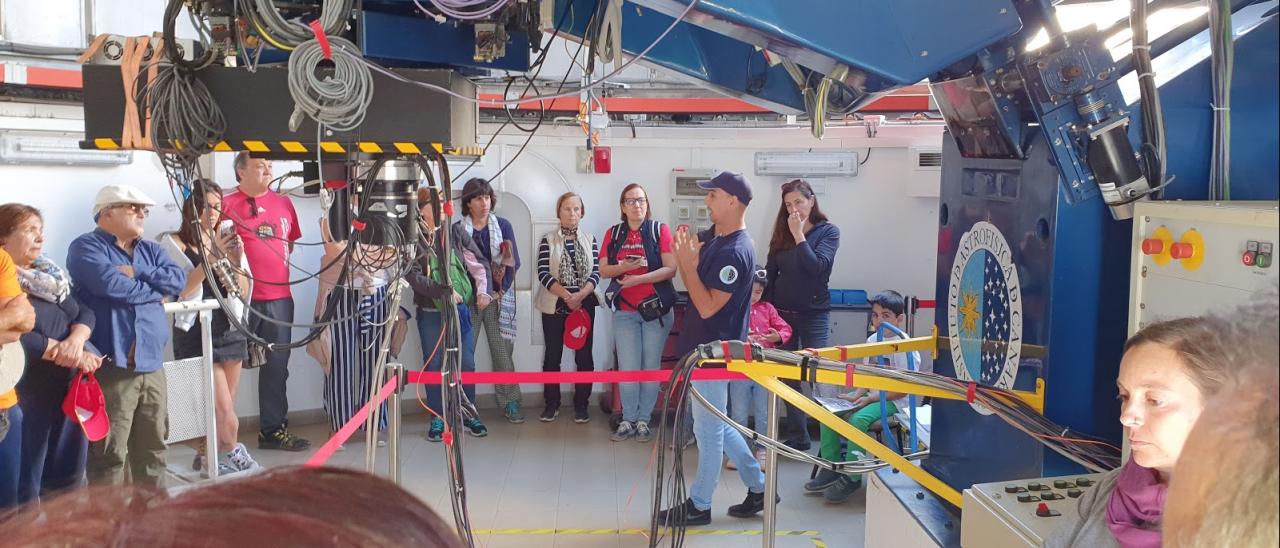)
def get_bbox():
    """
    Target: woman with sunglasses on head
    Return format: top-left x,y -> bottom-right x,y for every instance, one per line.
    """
599,184 -> 677,443
160,179 -> 257,475
764,179 -> 840,451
